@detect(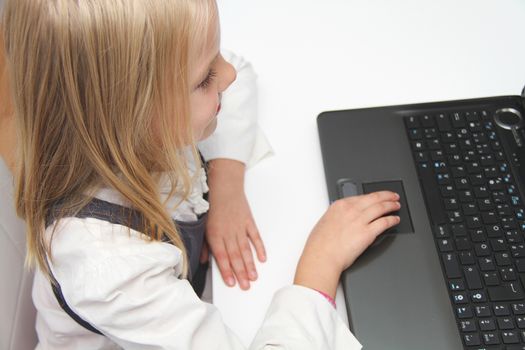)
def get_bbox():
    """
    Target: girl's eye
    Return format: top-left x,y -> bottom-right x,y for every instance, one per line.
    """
197,69 -> 217,90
